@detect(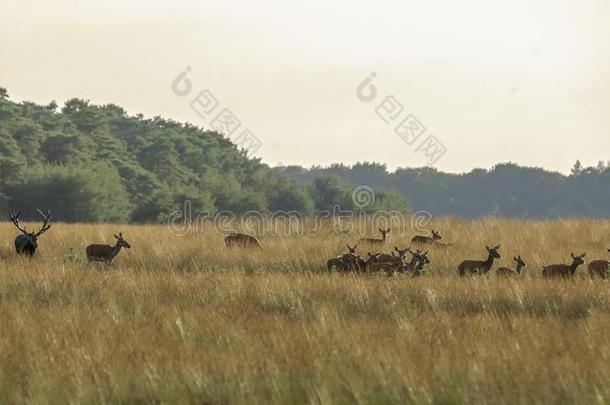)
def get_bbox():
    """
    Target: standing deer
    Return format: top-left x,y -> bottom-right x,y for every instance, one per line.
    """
542,253 -> 586,278
457,245 -> 501,277
496,256 -> 526,277
86,233 -> 131,263
224,232 -> 263,249
359,228 -> 390,245
587,249 -> 610,279
8,209 -> 52,256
